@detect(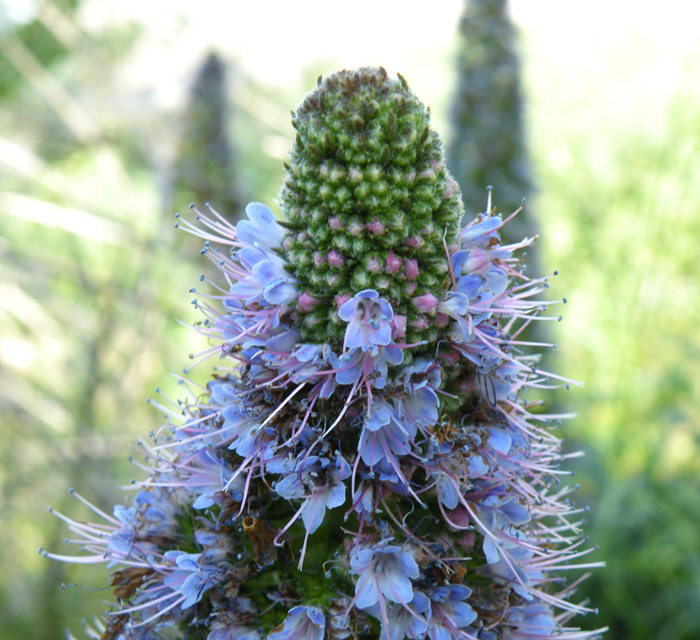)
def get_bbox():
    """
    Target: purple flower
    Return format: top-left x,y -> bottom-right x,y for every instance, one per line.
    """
486,540 -> 544,600
452,249 -> 507,305
447,216 -> 513,334
474,360 -> 523,405
262,341 -> 337,398
458,215 -> 506,251
429,456 -> 463,510
350,477 -> 375,519
208,378 -> 238,406
338,289 -> 394,352
47,71 -> 603,640
268,606 -> 325,640
486,427 -> 513,456
219,401 -> 277,463
437,291 -> 473,343
350,542 -> 419,609
212,299 -> 290,358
